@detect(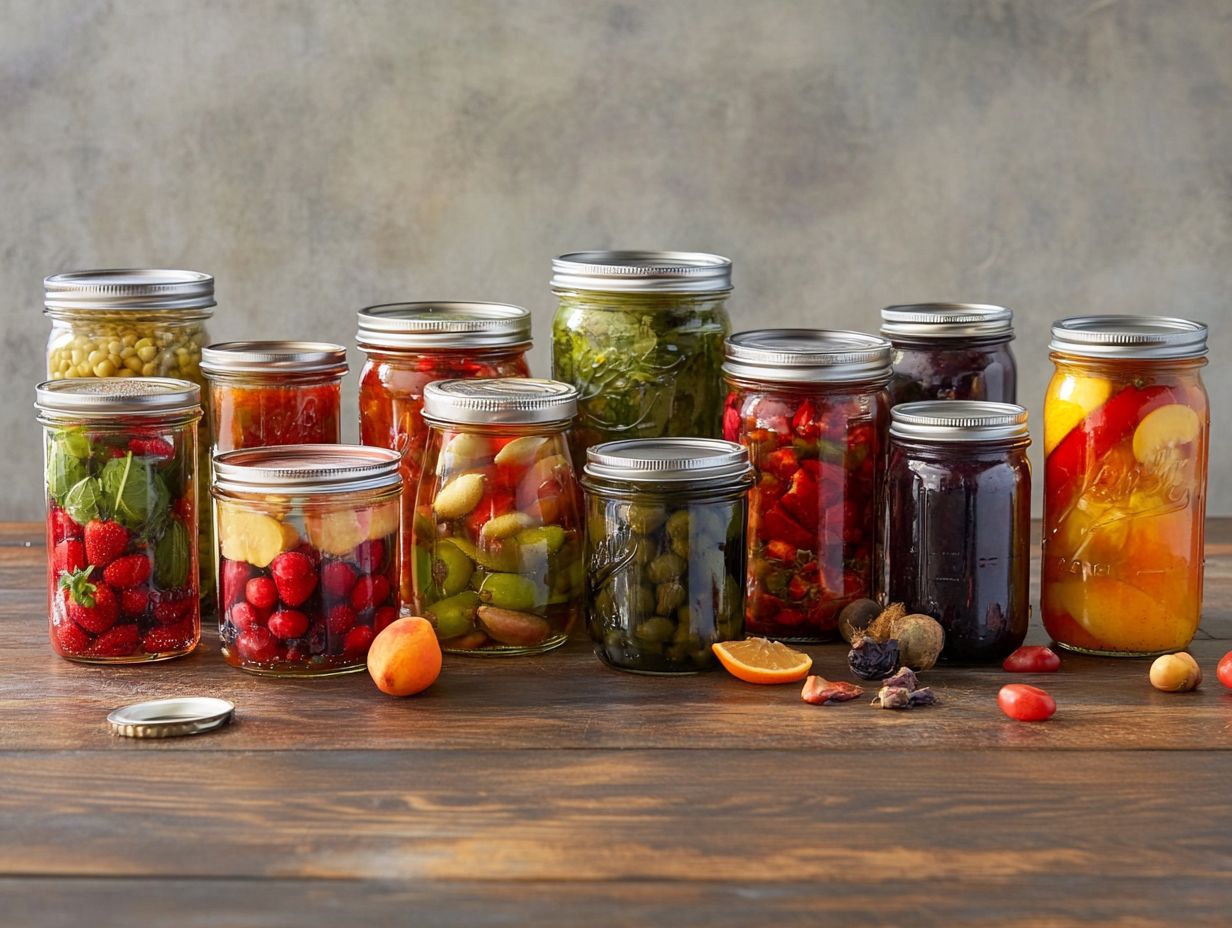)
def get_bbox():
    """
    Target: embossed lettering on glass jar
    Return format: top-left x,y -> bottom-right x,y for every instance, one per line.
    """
551,251 -> 732,466
881,303 -> 1017,405
36,378 -> 203,663
723,329 -> 891,642
413,379 -> 584,655
213,445 -> 403,675
884,401 -> 1032,663
356,302 -> 533,604
1041,315 -> 1209,656
582,438 -> 752,675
